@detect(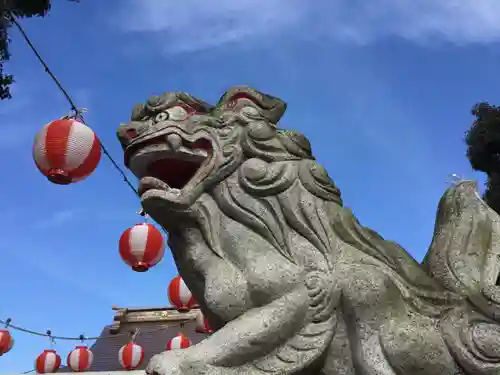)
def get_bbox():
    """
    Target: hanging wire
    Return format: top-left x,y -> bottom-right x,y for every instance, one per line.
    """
130,328 -> 140,342
6,11 -> 139,197
46,329 -> 56,348
0,13 -> 182,355
137,208 -> 150,222
0,318 -> 170,341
